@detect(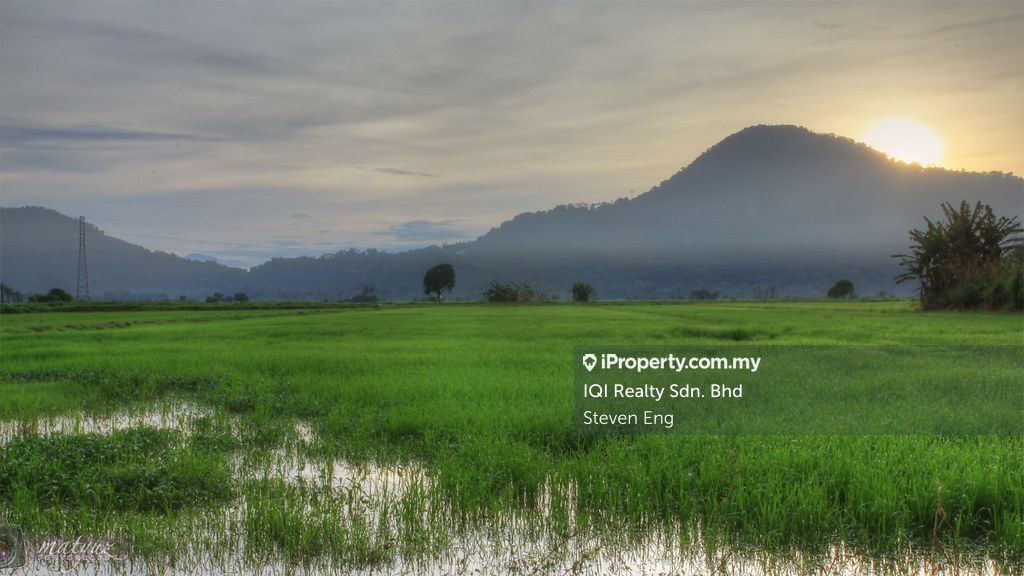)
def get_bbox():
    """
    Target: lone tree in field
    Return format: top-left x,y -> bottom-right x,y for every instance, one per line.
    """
571,282 -> 594,302
826,279 -> 855,299
896,201 -> 1023,310
423,263 -> 456,302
